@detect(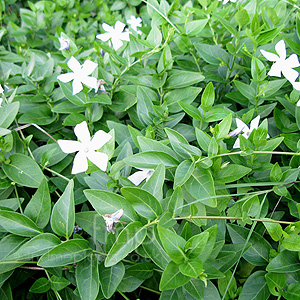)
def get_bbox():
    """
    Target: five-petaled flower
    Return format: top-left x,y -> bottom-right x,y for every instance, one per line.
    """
57,56 -> 98,95
260,39 -> 300,84
102,209 -> 124,234
127,16 -> 142,35
58,36 -> 70,51
96,21 -> 130,51
230,115 -> 269,149
128,168 -> 155,186
57,121 -> 112,174
218,0 -> 237,4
